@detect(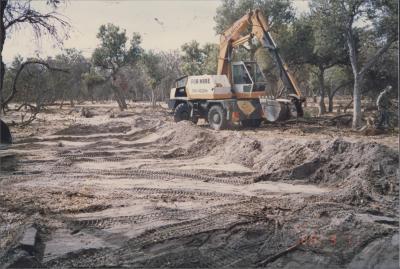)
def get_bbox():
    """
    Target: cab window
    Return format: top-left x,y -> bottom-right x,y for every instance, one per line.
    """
233,65 -> 252,84
176,77 -> 188,88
